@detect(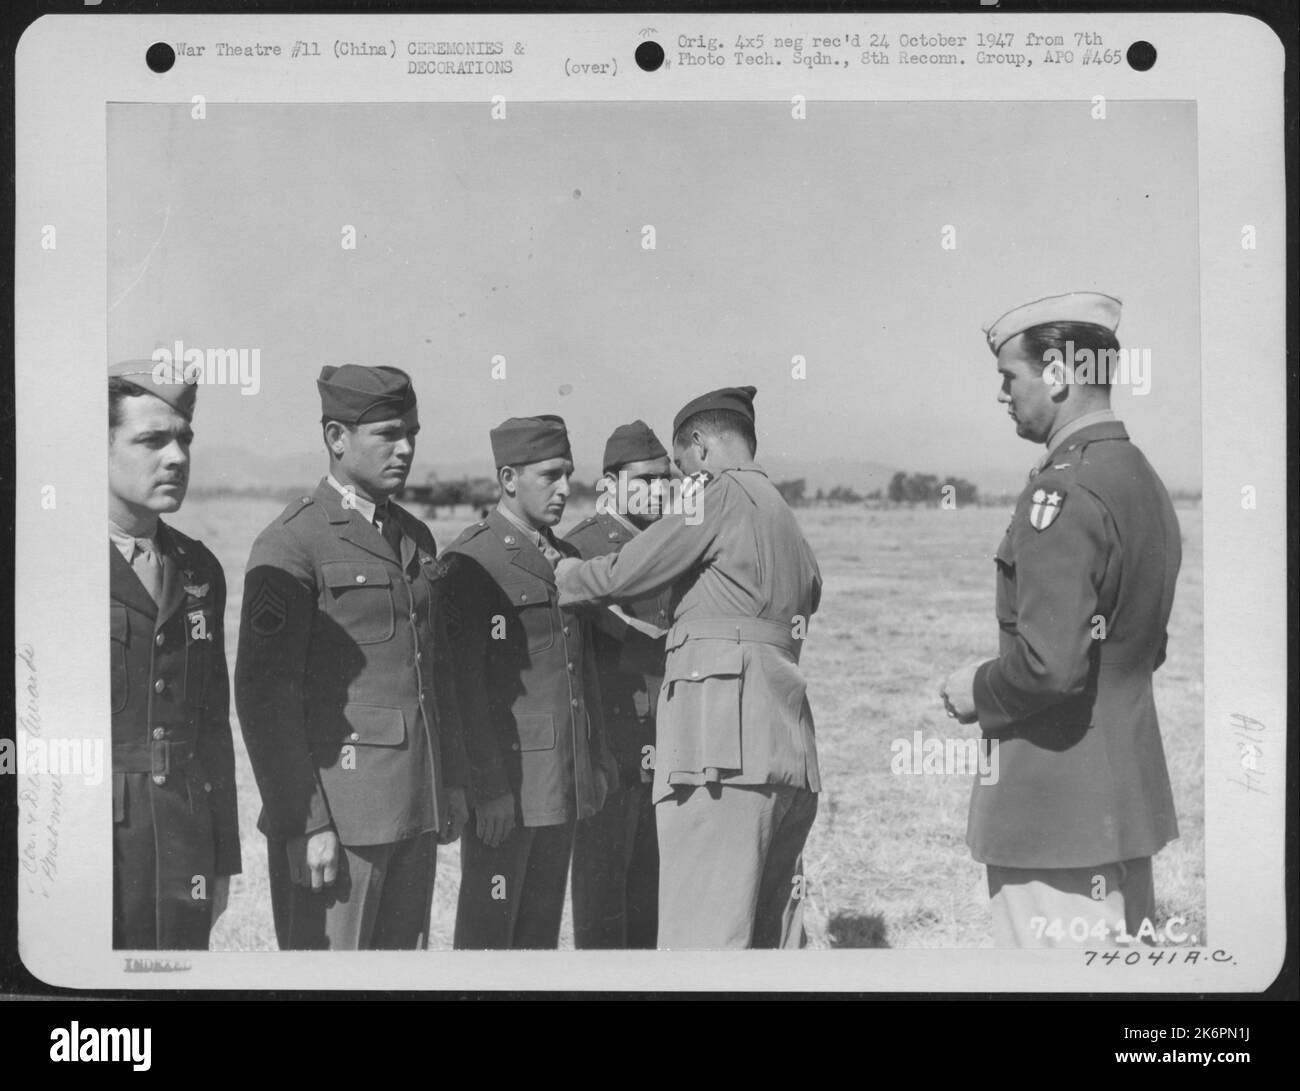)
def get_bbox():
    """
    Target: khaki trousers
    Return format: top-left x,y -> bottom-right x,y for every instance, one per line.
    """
986,856 -> 1156,948
656,783 -> 817,950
